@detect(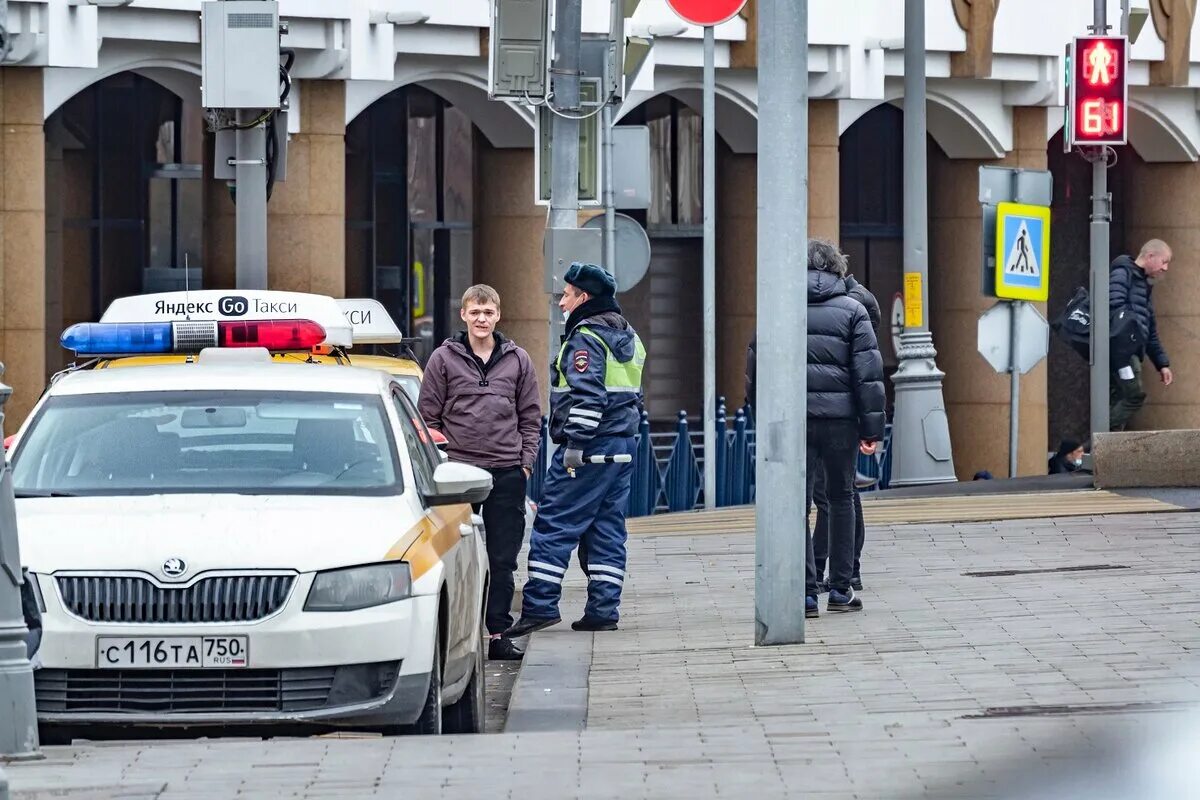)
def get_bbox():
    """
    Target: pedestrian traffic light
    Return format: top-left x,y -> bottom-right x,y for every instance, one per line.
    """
1068,35 -> 1128,147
